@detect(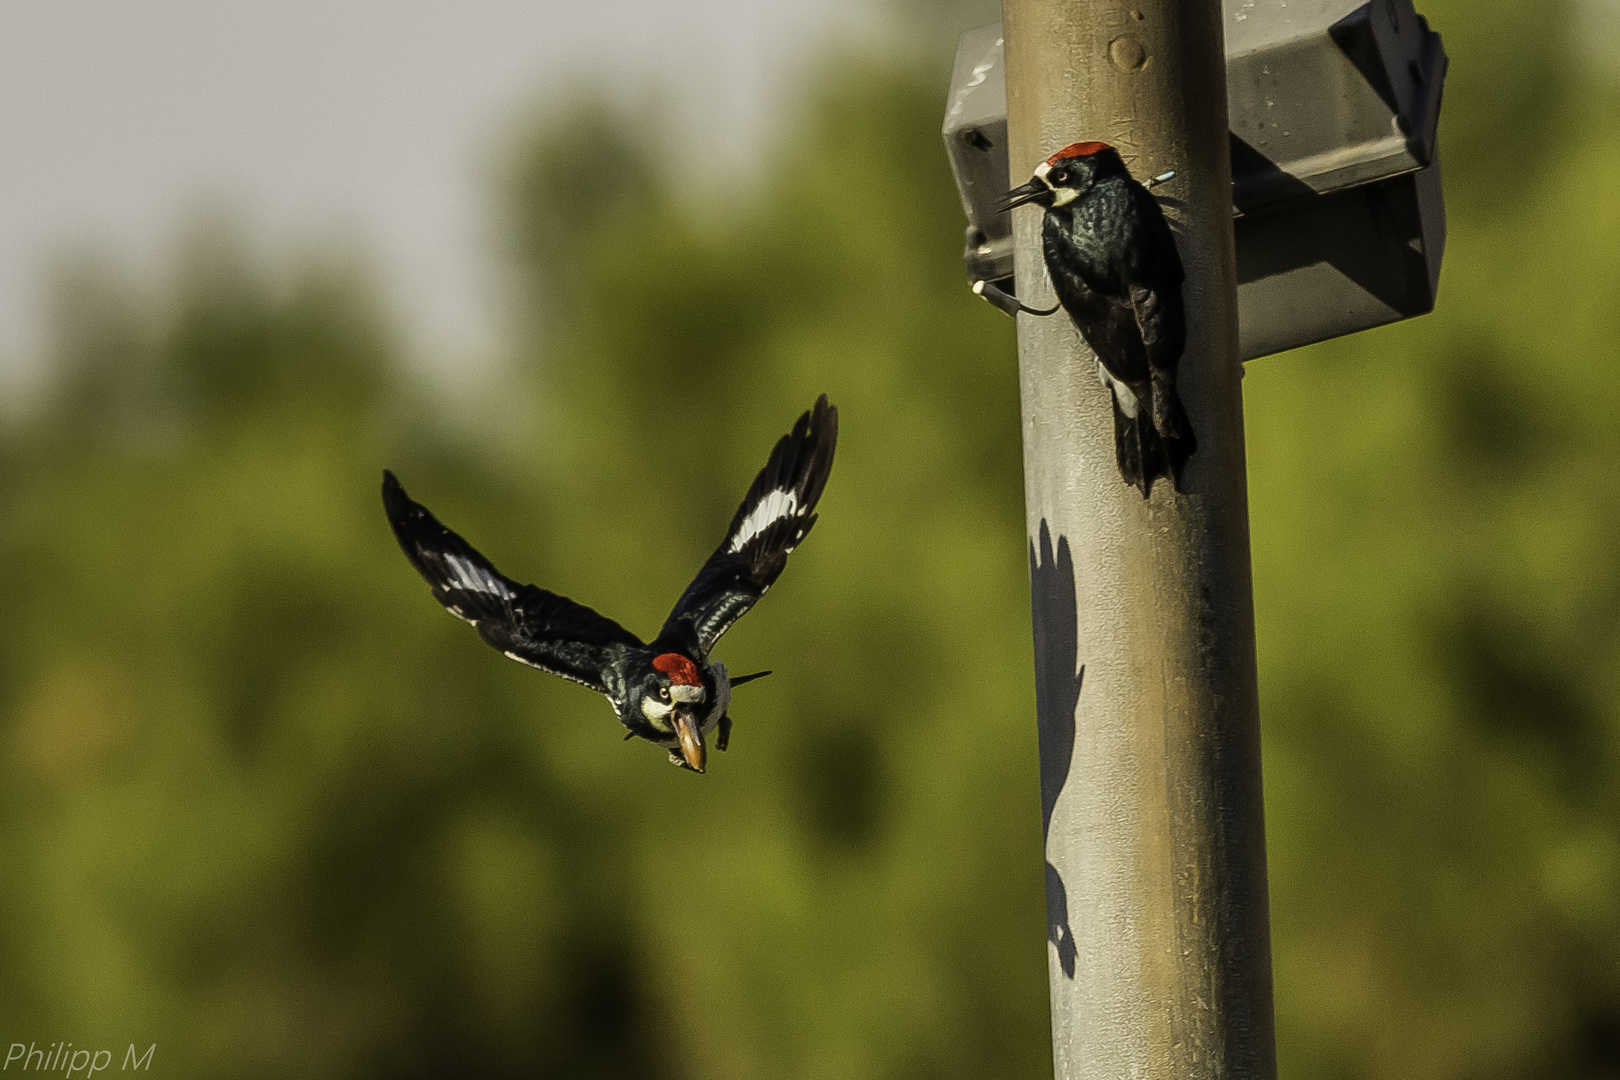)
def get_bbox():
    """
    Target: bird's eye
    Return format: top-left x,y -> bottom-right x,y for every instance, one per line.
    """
658,687 -> 670,701
1049,168 -> 1069,184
